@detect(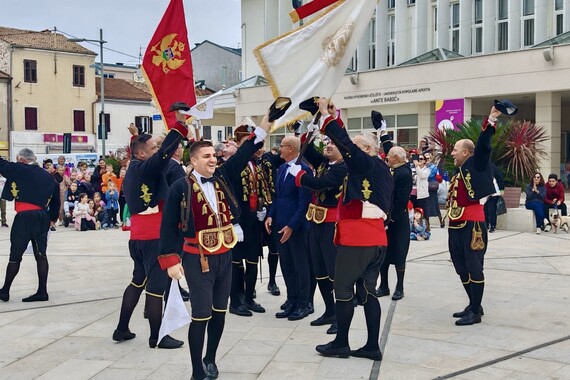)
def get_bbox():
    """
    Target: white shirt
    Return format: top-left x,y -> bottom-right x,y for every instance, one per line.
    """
192,171 -> 218,215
